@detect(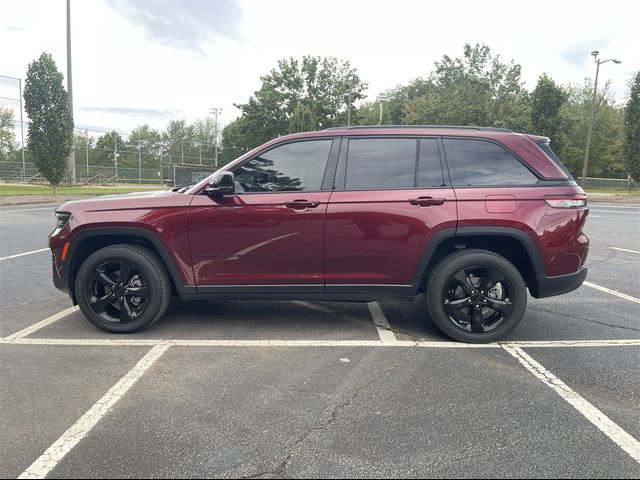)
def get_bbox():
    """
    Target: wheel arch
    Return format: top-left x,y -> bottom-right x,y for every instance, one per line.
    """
413,227 -> 544,296
66,227 -> 190,300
